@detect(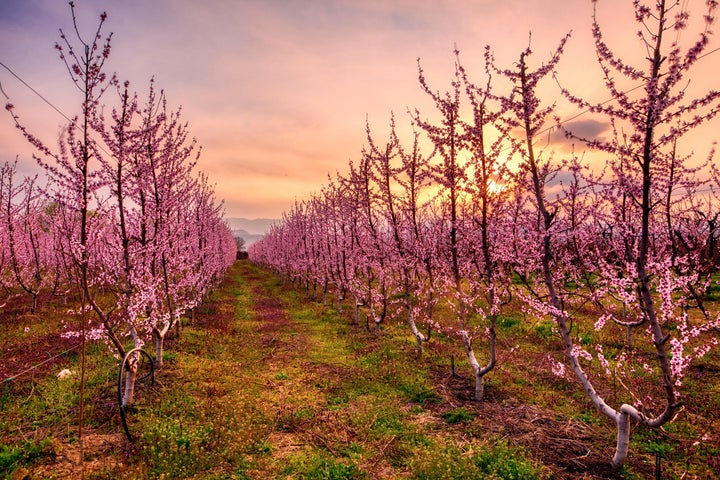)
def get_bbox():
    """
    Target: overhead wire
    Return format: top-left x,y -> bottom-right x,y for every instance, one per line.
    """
535,44 -> 720,149
1,60 -> 114,159
1,61 -> 73,123
2,28 -> 720,168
